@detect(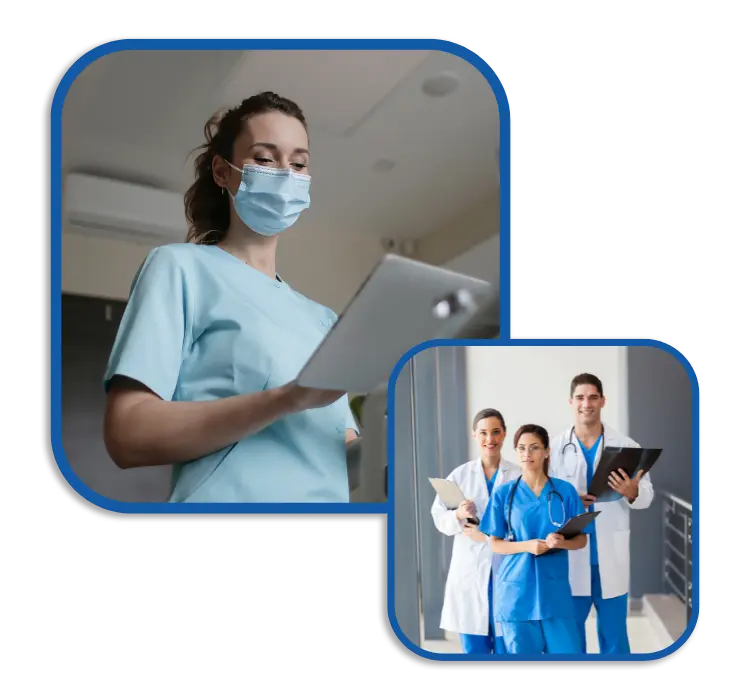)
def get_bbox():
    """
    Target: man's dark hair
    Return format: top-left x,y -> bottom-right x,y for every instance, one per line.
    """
570,373 -> 604,397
